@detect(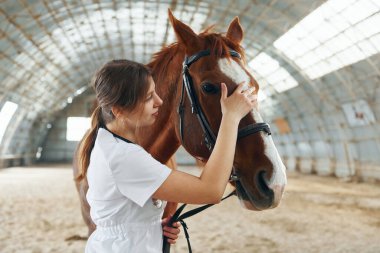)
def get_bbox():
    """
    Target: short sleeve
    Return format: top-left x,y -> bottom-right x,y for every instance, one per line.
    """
108,145 -> 172,207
